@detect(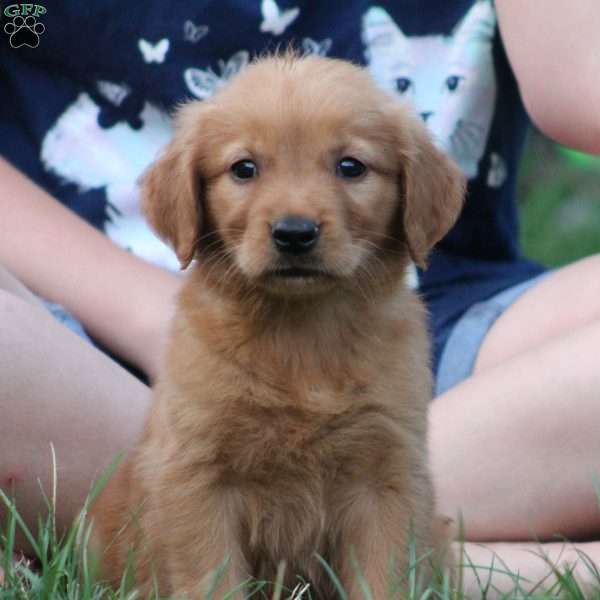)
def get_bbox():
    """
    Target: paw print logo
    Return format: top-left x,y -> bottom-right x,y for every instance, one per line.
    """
4,15 -> 45,48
